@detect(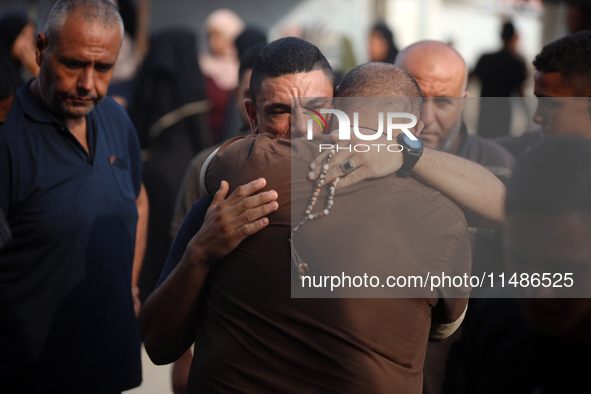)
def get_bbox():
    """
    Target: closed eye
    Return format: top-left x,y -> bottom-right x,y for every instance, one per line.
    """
95,63 -> 114,73
434,97 -> 453,105
265,103 -> 291,115
61,58 -> 87,69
